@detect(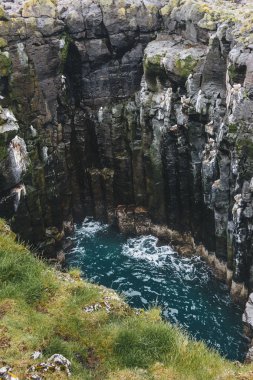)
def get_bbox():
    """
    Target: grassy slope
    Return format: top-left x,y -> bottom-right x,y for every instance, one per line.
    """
0,219 -> 253,380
